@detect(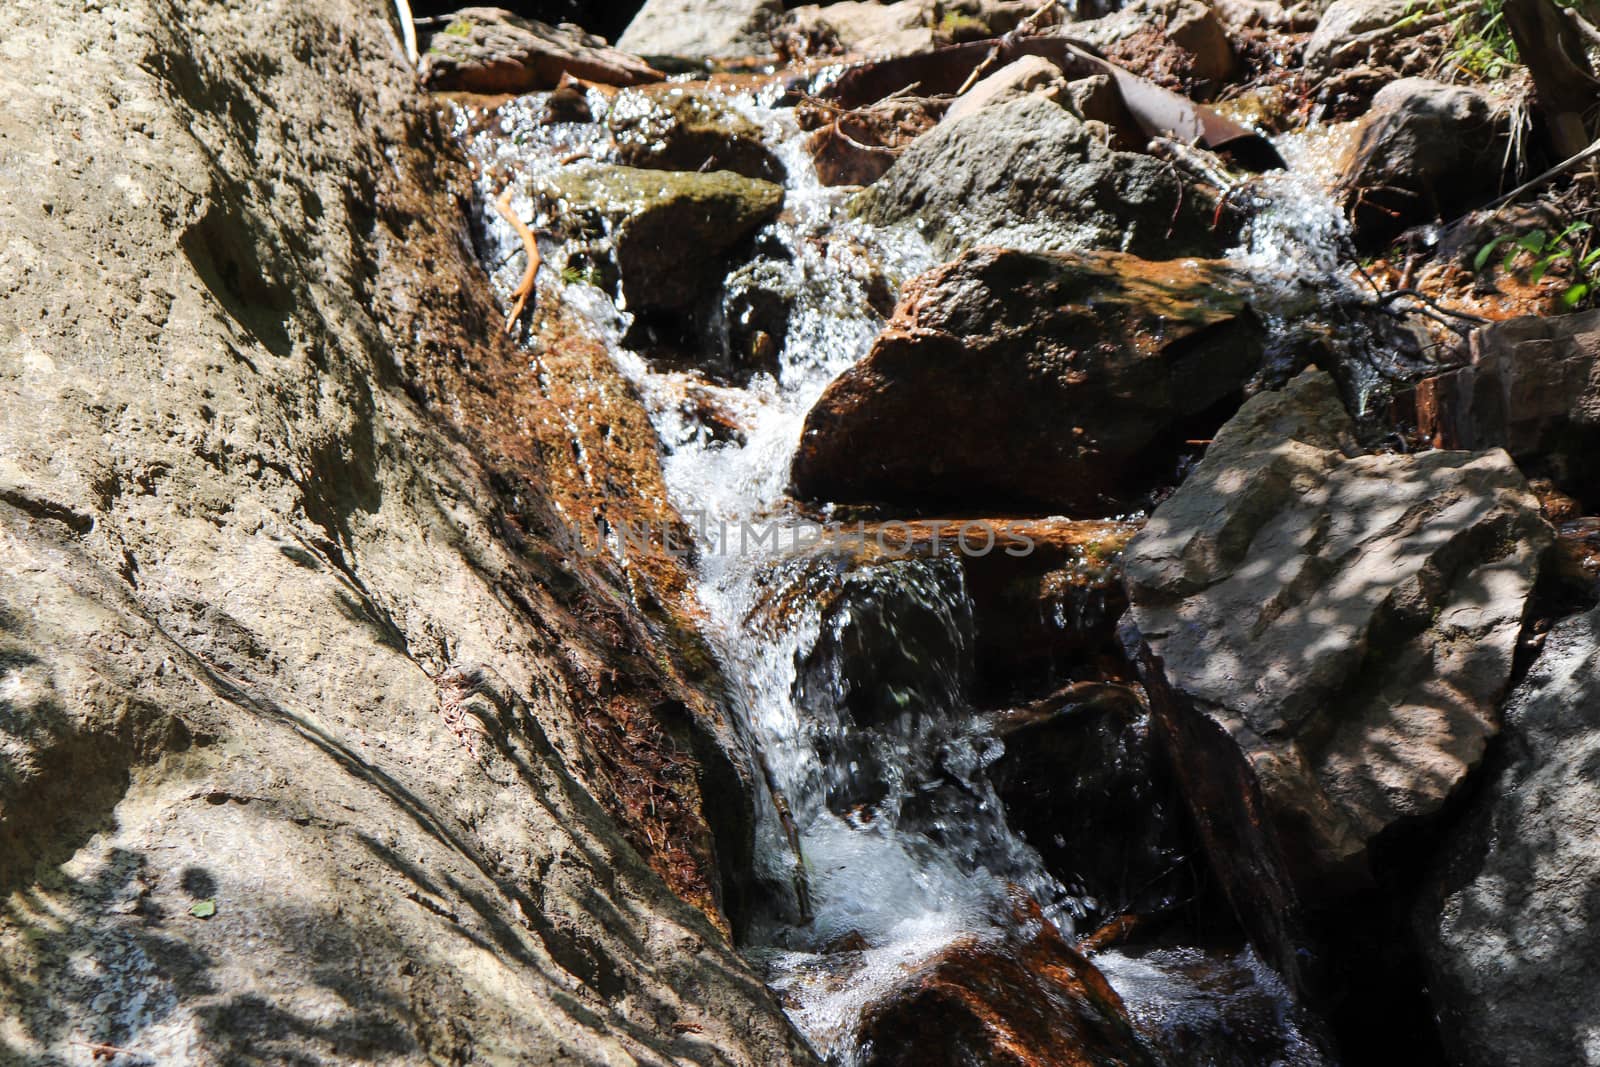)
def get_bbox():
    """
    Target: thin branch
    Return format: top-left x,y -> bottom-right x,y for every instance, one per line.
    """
954,0 -> 1062,96
494,185 -> 542,335
1478,136 -> 1600,213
